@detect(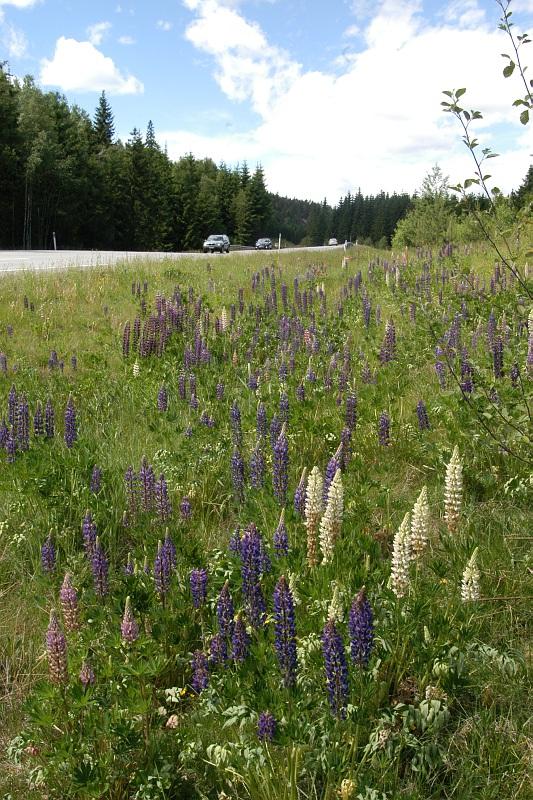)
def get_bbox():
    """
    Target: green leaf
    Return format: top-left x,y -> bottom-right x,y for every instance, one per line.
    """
442,90 -> 453,97
520,109 -> 529,125
482,175 -> 491,181
486,153 -> 499,158
456,88 -> 467,98
503,62 -> 515,78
